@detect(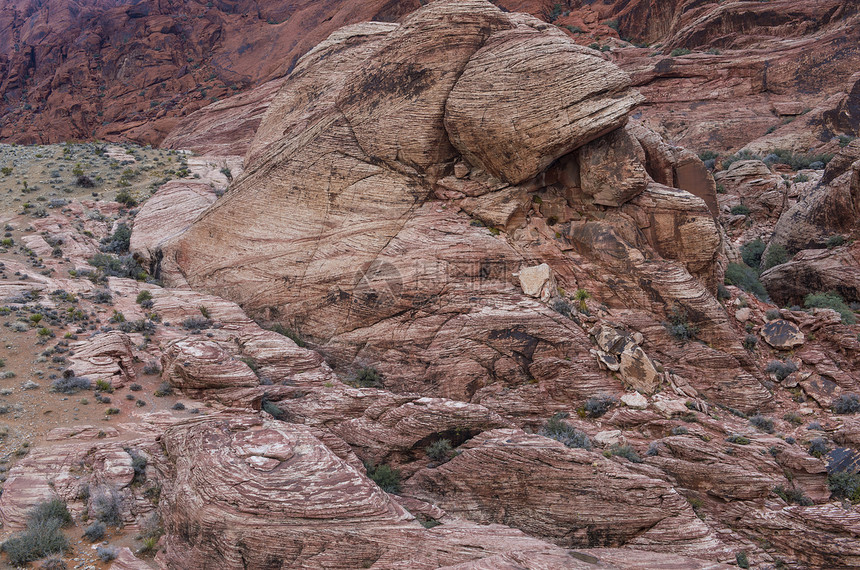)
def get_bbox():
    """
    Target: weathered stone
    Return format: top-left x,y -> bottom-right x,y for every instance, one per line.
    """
517,263 -> 556,302
621,392 -> 648,409
761,319 -> 805,350
445,25 -> 643,184
578,127 -> 648,207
